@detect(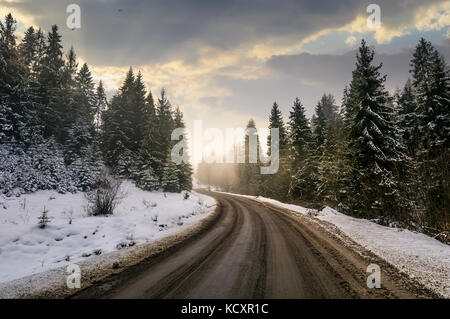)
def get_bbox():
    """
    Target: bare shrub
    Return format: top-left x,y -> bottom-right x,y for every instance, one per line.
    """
85,170 -> 123,216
